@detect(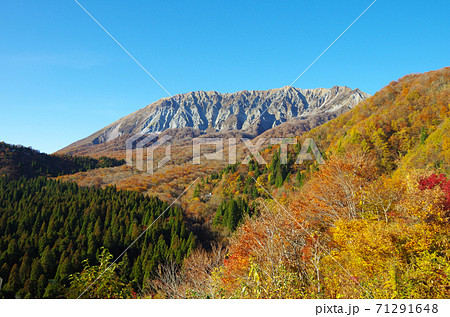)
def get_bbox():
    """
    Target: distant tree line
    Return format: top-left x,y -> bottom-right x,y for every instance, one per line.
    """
0,142 -> 125,179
